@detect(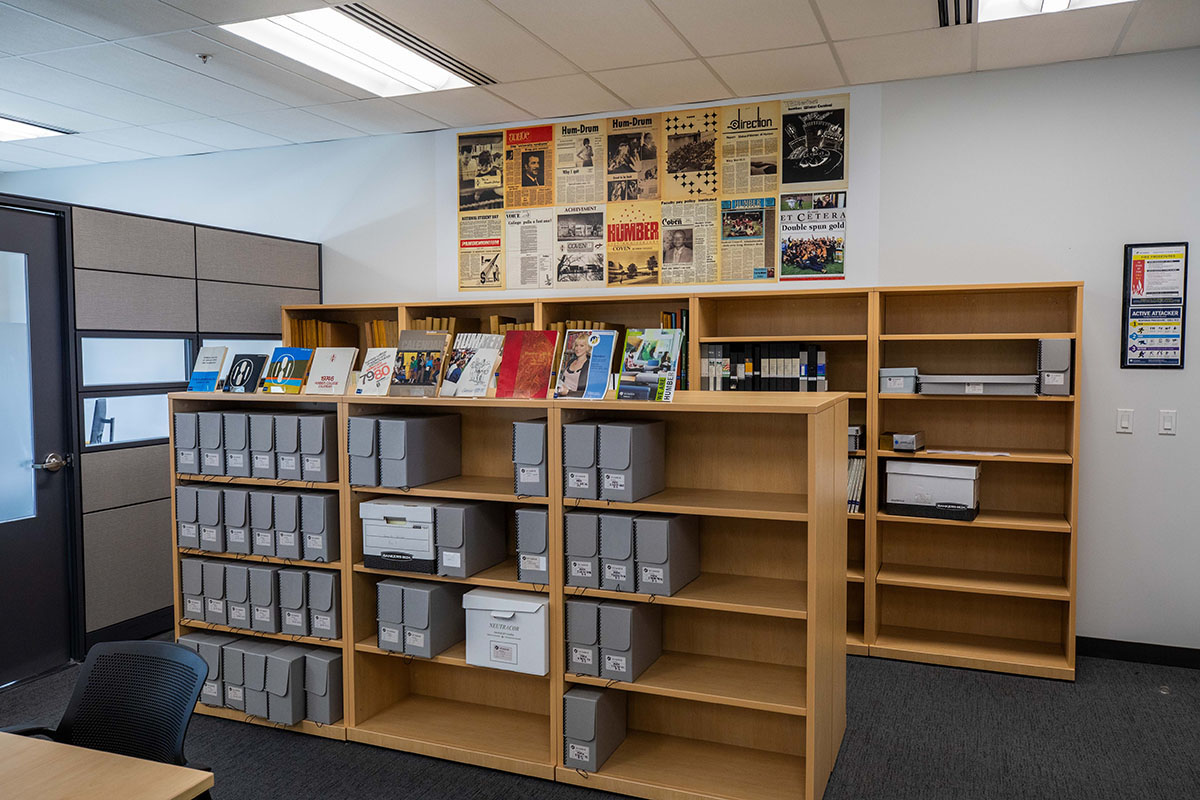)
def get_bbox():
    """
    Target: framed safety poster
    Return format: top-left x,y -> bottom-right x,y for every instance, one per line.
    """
1121,242 -> 1188,369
